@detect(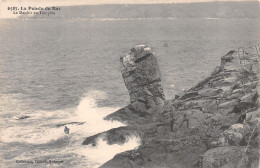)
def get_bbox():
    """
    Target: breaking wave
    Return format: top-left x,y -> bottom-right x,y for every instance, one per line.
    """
0,90 -> 140,167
